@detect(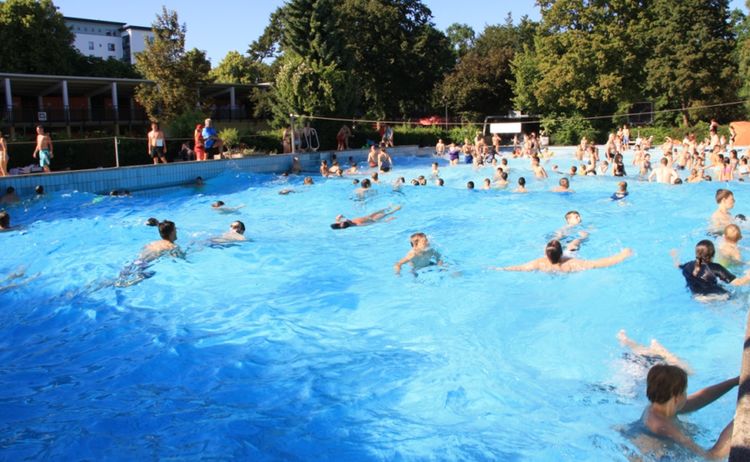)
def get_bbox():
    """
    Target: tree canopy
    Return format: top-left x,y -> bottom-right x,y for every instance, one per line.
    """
134,7 -> 213,124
